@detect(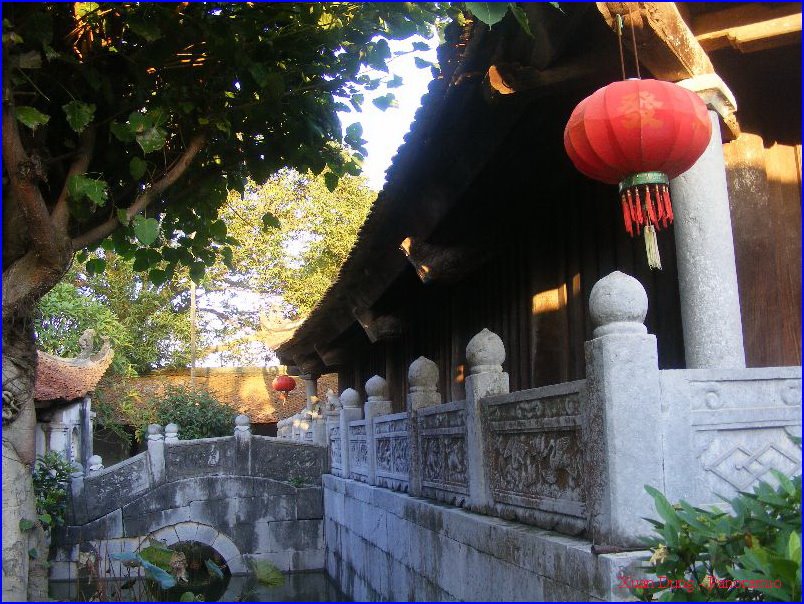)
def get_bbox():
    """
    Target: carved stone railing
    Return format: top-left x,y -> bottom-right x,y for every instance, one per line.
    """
659,366 -> 801,507
482,381 -> 586,535
373,412 -> 410,492
416,401 -> 468,505
347,420 -> 369,483
315,272 -> 802,548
